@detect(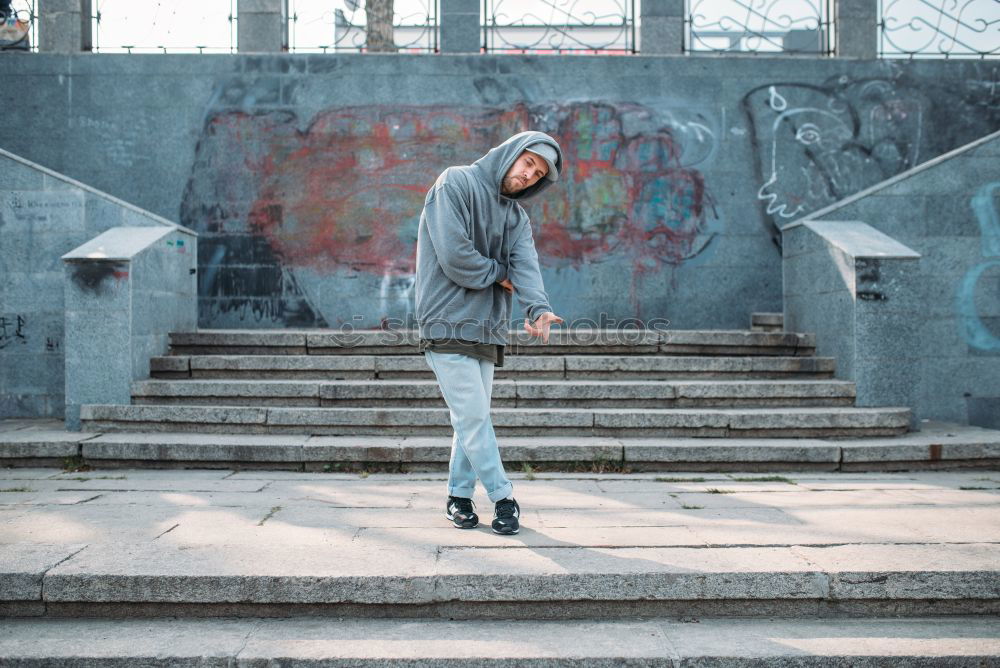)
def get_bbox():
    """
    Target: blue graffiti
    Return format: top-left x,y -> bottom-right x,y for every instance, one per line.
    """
957,181 -> 1000,351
